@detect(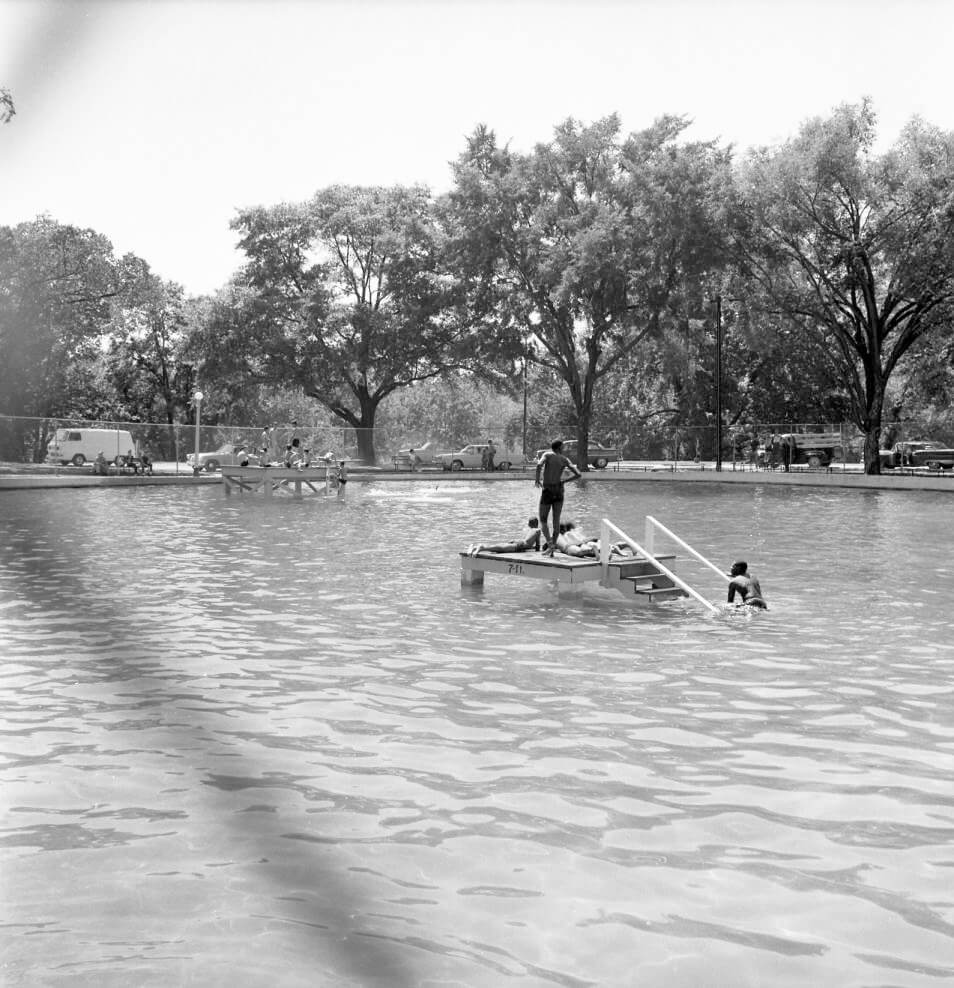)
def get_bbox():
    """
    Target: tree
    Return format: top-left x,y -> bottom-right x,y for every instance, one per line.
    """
106,259 -> 196,426
216,185 -> 491,464
734,101 -> 954,472
0,218 -> 126,406
447,115 -> 731,469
